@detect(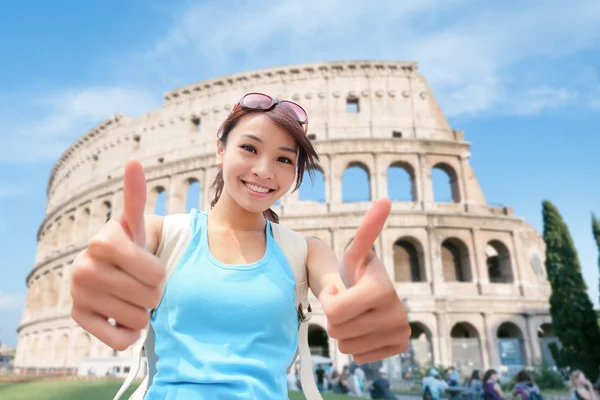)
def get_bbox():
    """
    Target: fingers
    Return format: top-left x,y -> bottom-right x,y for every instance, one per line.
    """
321,267 -> 395,325
342,198 -> 391,285
87,219 -> 164,287
337,327 -> 410,358
120,159 -> 147,247
71,306 -> 141,351
80,256 -> 162,310
71,283 -> 150,331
